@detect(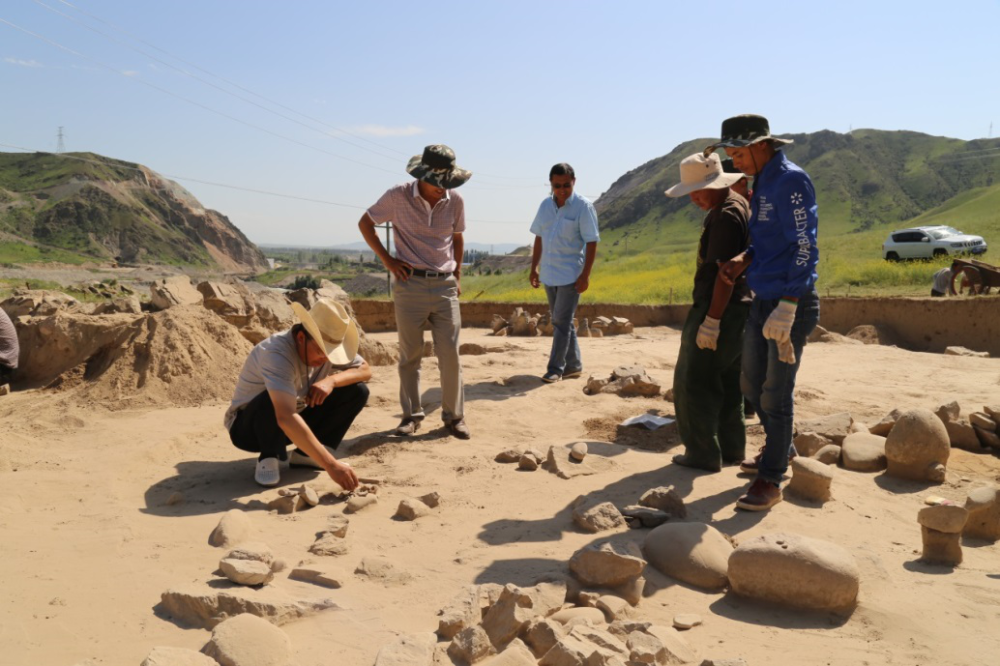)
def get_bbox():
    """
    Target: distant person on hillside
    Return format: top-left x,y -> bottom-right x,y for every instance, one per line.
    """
528,163 -> 600,383
710,114 -> 820,512
0,307 -> 19,390
358,145 -> 472,439
931,261 -> 964,296
225,299 -> 368,488
665,152 -> 751,472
